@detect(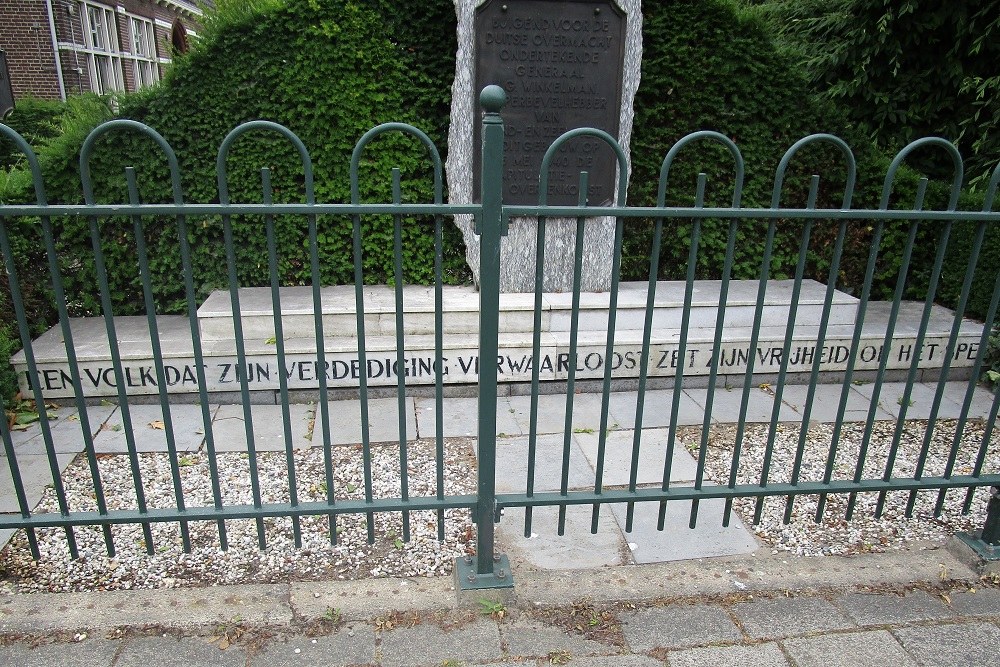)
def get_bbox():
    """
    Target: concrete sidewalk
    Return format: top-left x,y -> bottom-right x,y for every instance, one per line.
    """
0,548 -> 998,666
